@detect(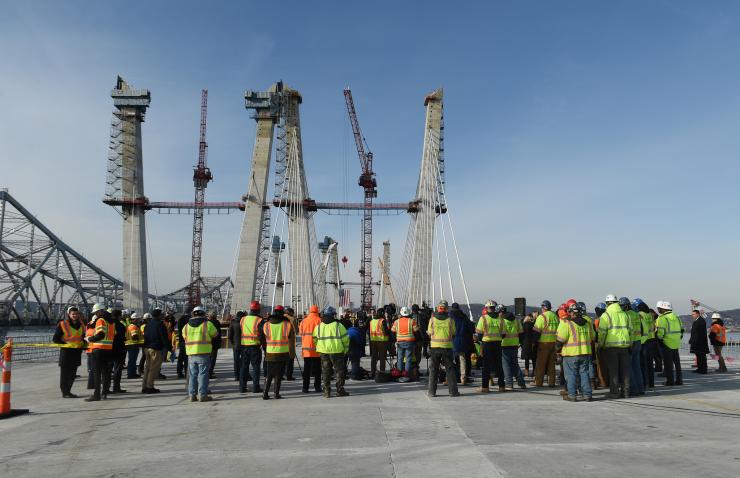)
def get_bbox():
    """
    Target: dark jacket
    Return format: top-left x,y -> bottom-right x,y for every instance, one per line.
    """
53,319 -> 83,368
521,316 -> 536,360
177,314 -> 189,349
689,316 -> 710,354
228,313 -> 245,349
144,317 -> 171,351
112,319 -> 127,355
348,326 -> 366,359
450,307 -> 474,353
209,317 -> 222,350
